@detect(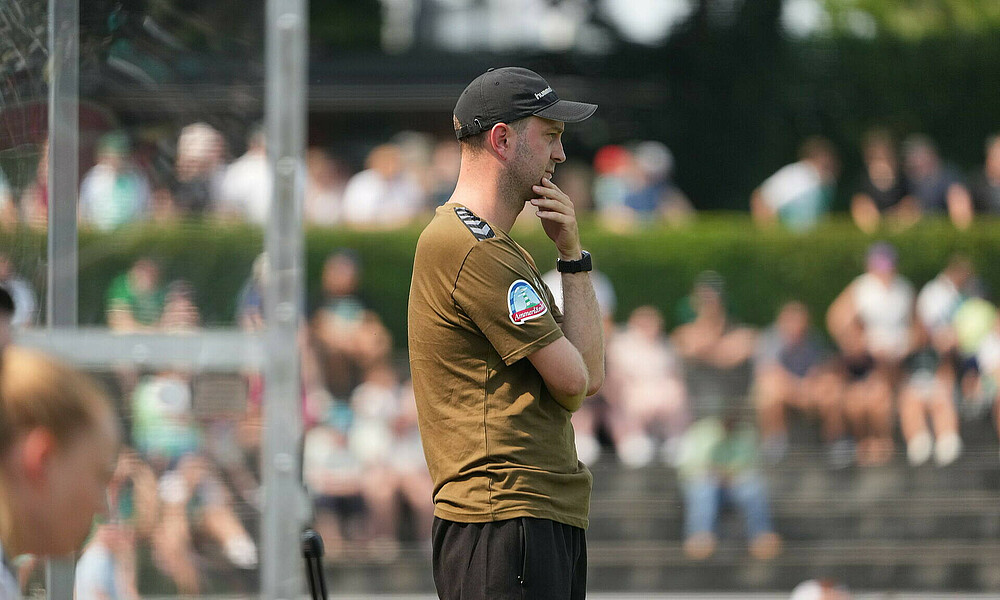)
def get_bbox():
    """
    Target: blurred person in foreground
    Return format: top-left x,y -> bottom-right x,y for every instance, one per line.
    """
676,407 -> 781,561
827,242 -> 914,465
408,67 -> 603,600
850,129 -> 917,233
79,131 -> 151,231
970,133 -> 1000,216
751,136 -> 839,232
754,301 -> 849,467
0,347 -> 120,600
901,134 -> 973,229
